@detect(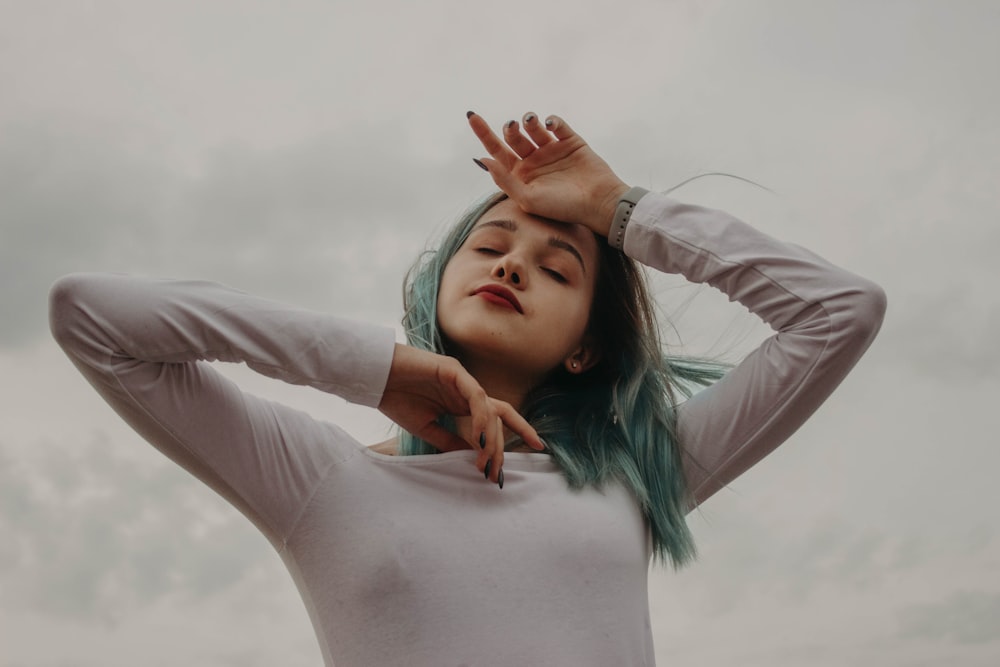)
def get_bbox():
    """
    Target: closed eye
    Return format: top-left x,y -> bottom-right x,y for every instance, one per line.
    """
476,247 -> 502,256
543,268 -> 567,283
